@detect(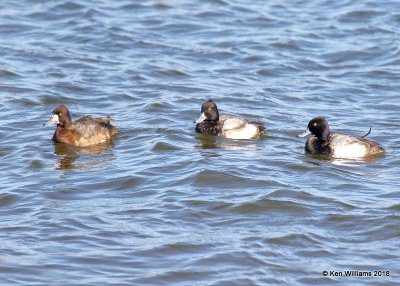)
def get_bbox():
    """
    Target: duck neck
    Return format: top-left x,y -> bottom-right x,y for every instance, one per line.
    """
319,132 -> 332,146
57,118 -> 72,128
208,119 -> 219,126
